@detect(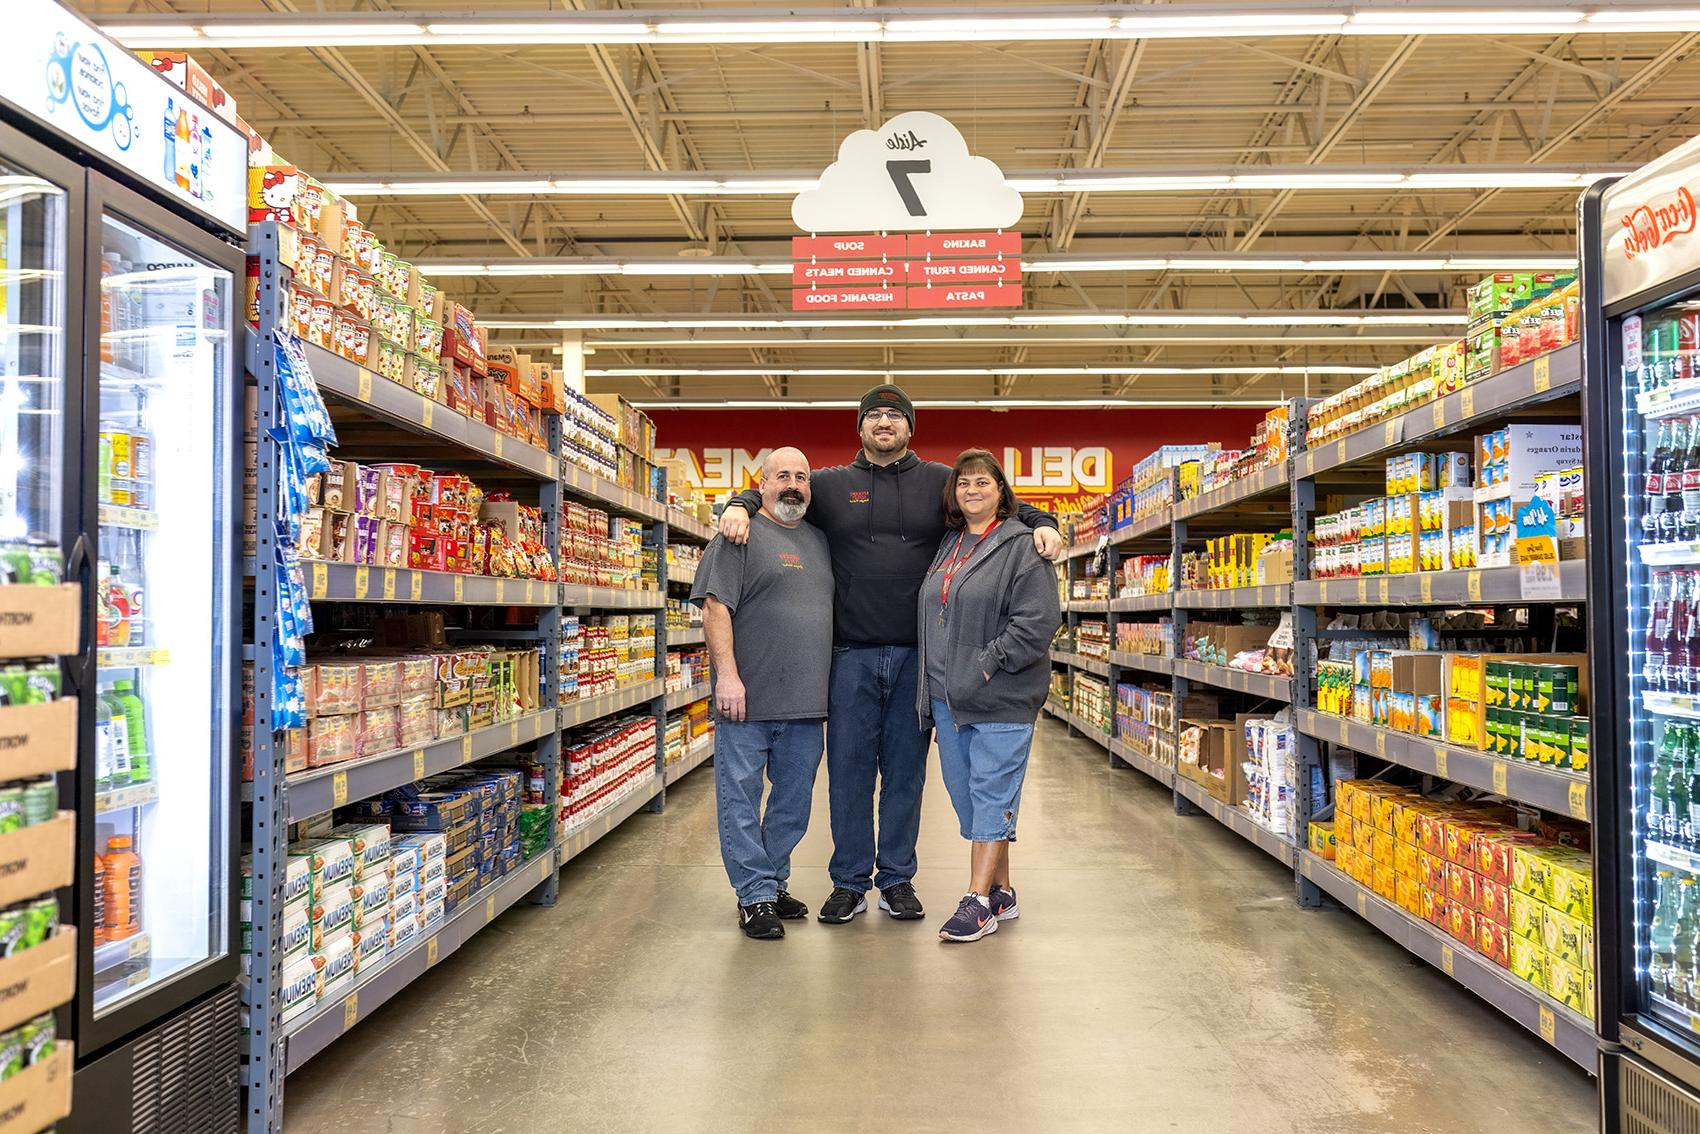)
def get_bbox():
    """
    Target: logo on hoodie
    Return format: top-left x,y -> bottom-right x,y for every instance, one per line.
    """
778,553 -> 804,570
848,490 -> 870,504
